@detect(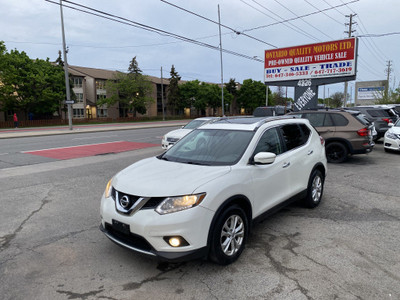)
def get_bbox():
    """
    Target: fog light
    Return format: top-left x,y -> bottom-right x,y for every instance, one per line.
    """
163,236 -> 189,247
169,237 -> 181,247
